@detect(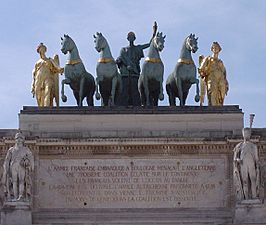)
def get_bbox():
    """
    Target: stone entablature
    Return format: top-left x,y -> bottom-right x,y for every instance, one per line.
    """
19,106 -> 243,139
